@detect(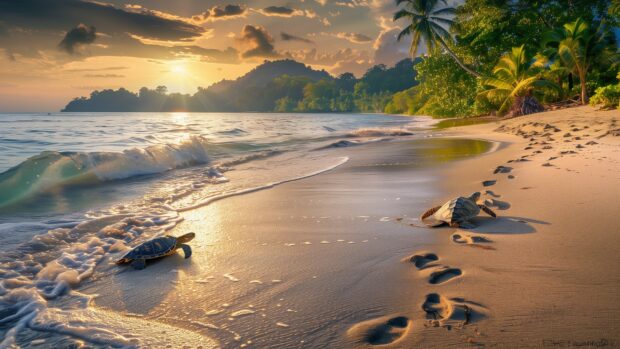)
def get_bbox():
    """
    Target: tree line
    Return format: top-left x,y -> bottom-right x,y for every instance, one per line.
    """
386,0 -> 619,117
62,59 -> 420,113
